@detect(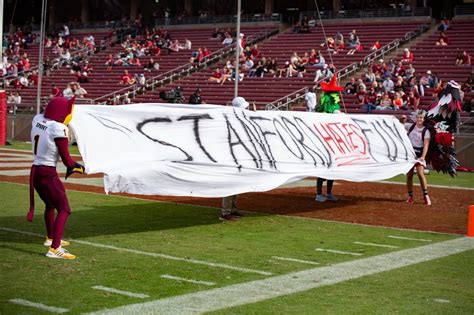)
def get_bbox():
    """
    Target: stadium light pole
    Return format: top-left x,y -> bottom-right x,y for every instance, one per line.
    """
233,0 -> 241,99
36,0 -> 48,114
